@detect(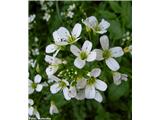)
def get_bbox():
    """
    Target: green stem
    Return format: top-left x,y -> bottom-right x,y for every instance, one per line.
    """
56,1 -> 62,23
